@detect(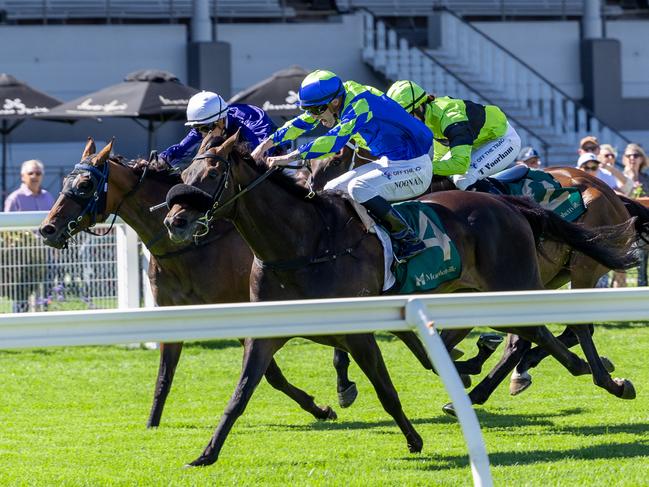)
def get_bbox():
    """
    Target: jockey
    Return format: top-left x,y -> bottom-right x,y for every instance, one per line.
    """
386,80 -> 521,192
160,91 -> 282,168
251,69 -> 433,261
